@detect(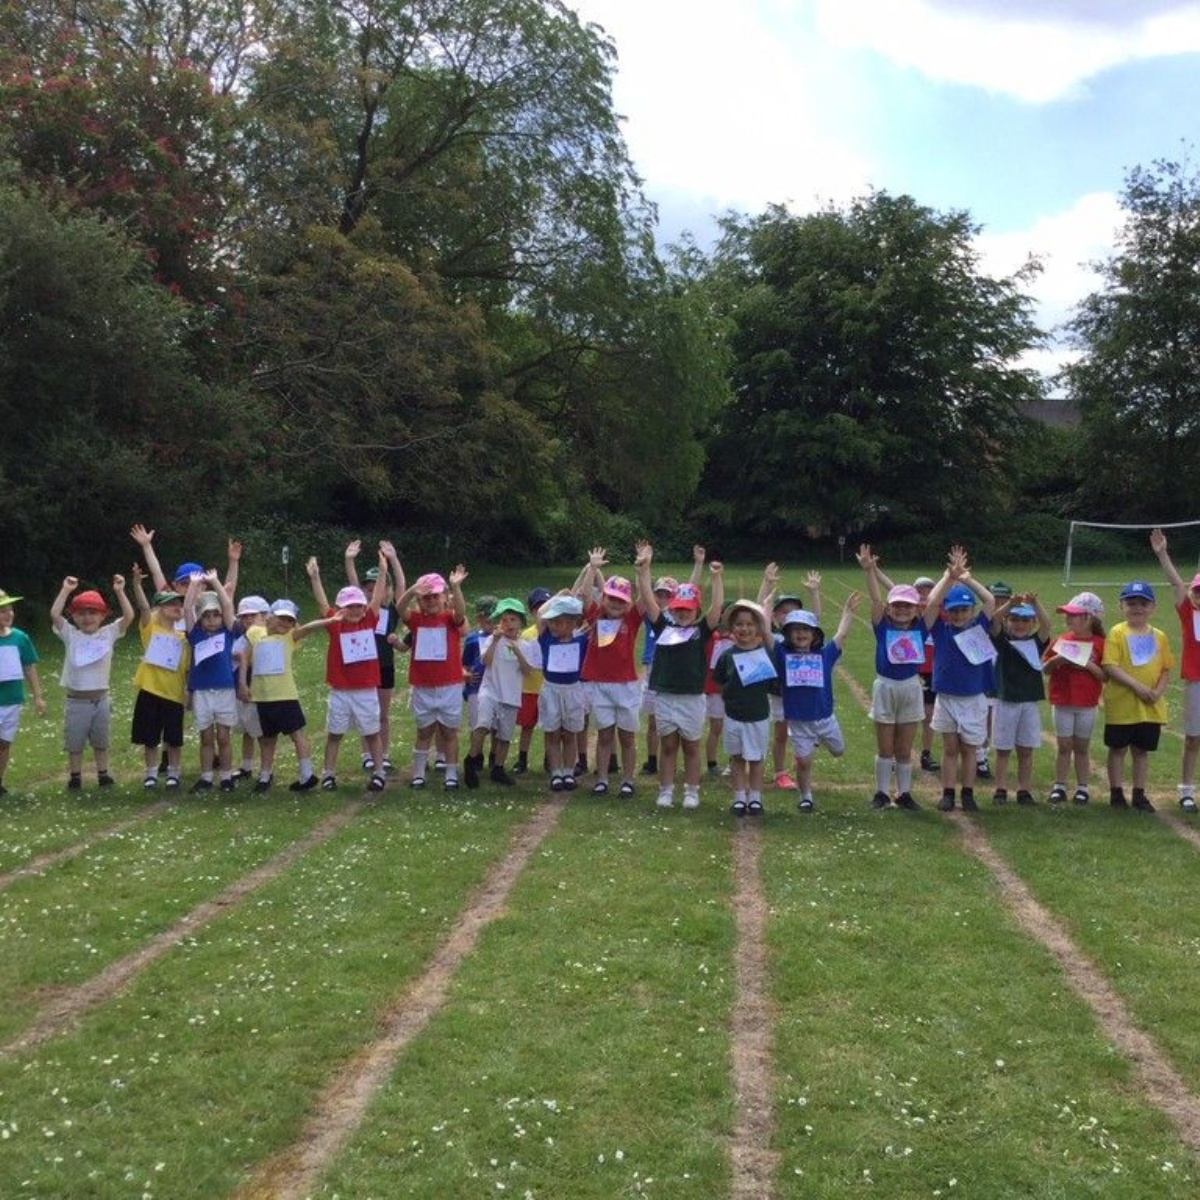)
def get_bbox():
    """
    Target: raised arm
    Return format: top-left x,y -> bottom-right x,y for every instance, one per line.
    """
688,545 -> 705,586
756,561 -> 779,608
223,538 -> 242,599
211,568 -> 236,629
130,523 -> 168,592
368,549 -> 388,614
448,564 -> 469,624
634,542 -> 658,623
1151,528 -> 1187,607
50,576 -> 77,632
832,592 -> 861,649
182,572 -> 204,633
112,574 -> 136,633
804,570 -> 822,621
306,555 -> 330,613
381,540 -> 406,610
343,539 -> 362,587
857,544 -> 886,623
131,563 -> 152,625
705,561 -> 725,628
